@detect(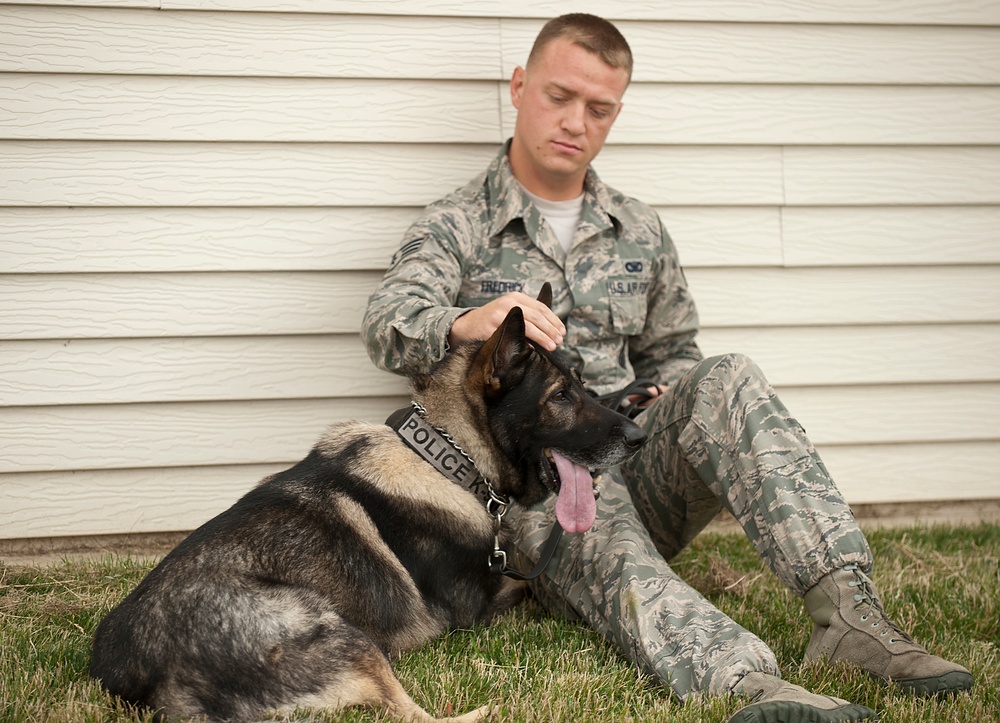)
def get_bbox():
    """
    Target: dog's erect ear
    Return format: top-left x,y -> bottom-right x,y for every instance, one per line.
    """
476,306 -> 533,398
536,282 -> 552,309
